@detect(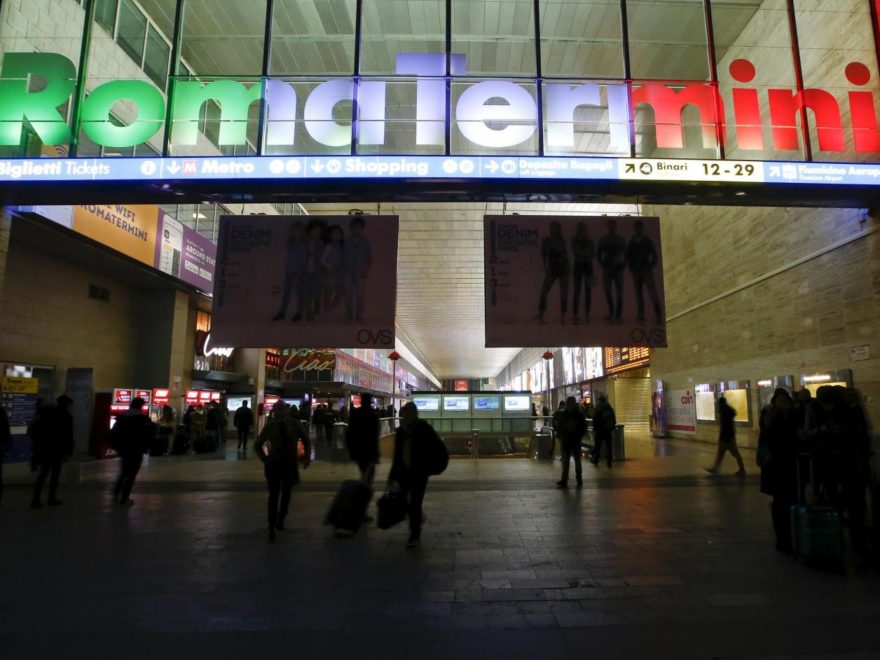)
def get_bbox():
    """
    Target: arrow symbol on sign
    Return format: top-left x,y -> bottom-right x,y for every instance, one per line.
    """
167,162 -> 181,175
486,160 -> 499,174
311,161 -> 324,173
625,163 -> 635,174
